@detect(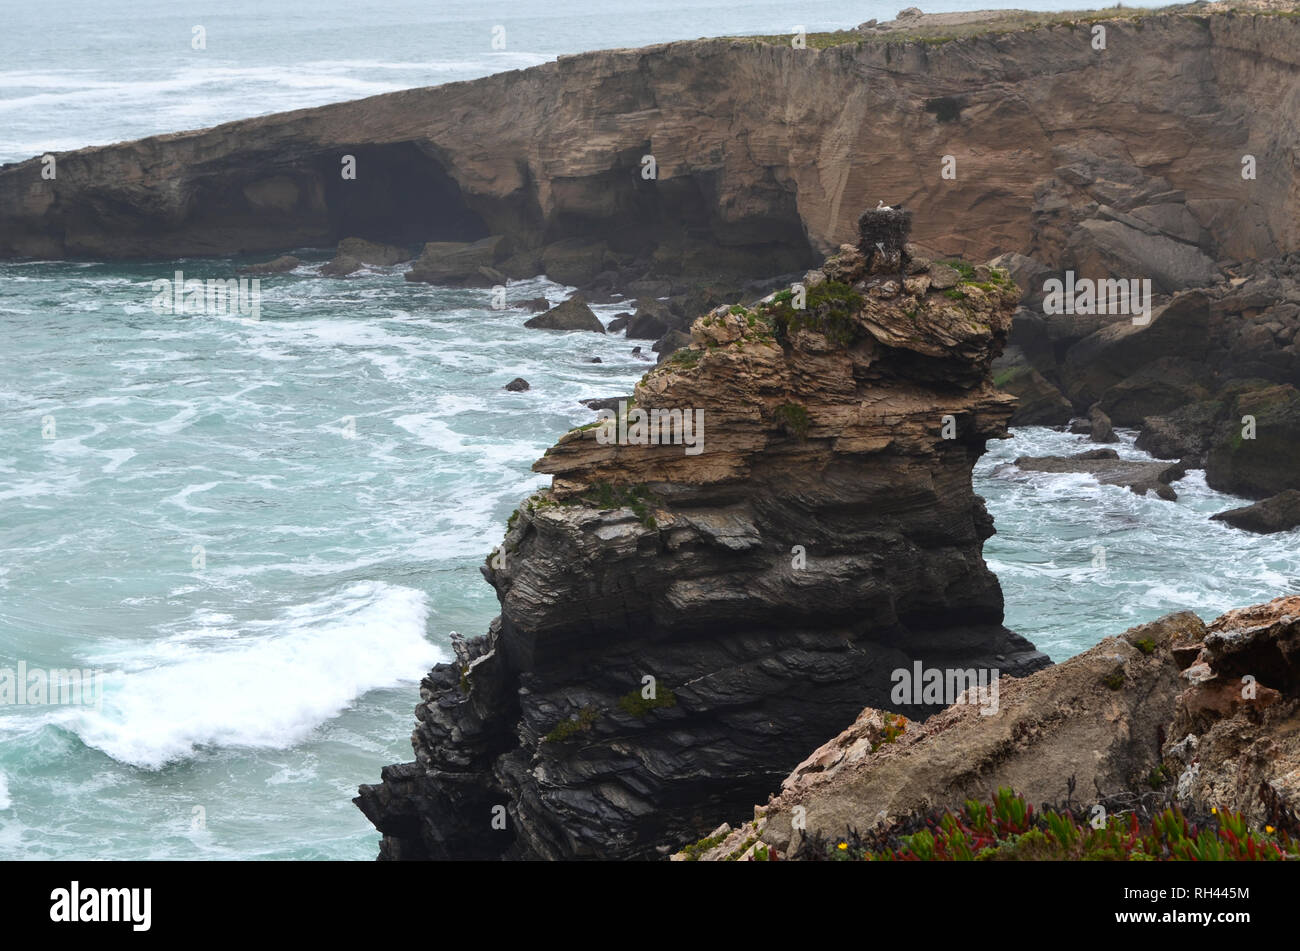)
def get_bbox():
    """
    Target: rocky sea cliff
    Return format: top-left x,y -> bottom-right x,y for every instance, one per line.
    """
355,222 -> 1051,859
5,3 -> 1300,862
